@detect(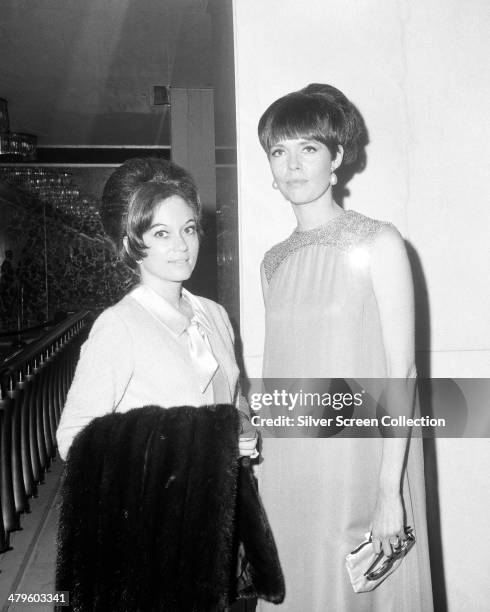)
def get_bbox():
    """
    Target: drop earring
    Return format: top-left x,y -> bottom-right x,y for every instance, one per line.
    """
330,172 -> 337,186
272,180 -> 278,190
